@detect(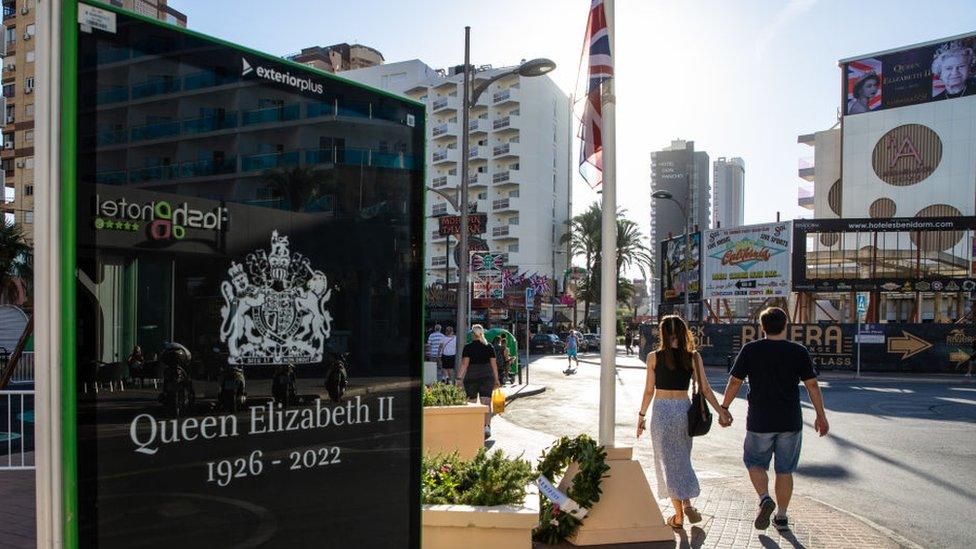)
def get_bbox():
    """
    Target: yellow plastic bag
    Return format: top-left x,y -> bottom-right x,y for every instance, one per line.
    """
491,388 -> 506,414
